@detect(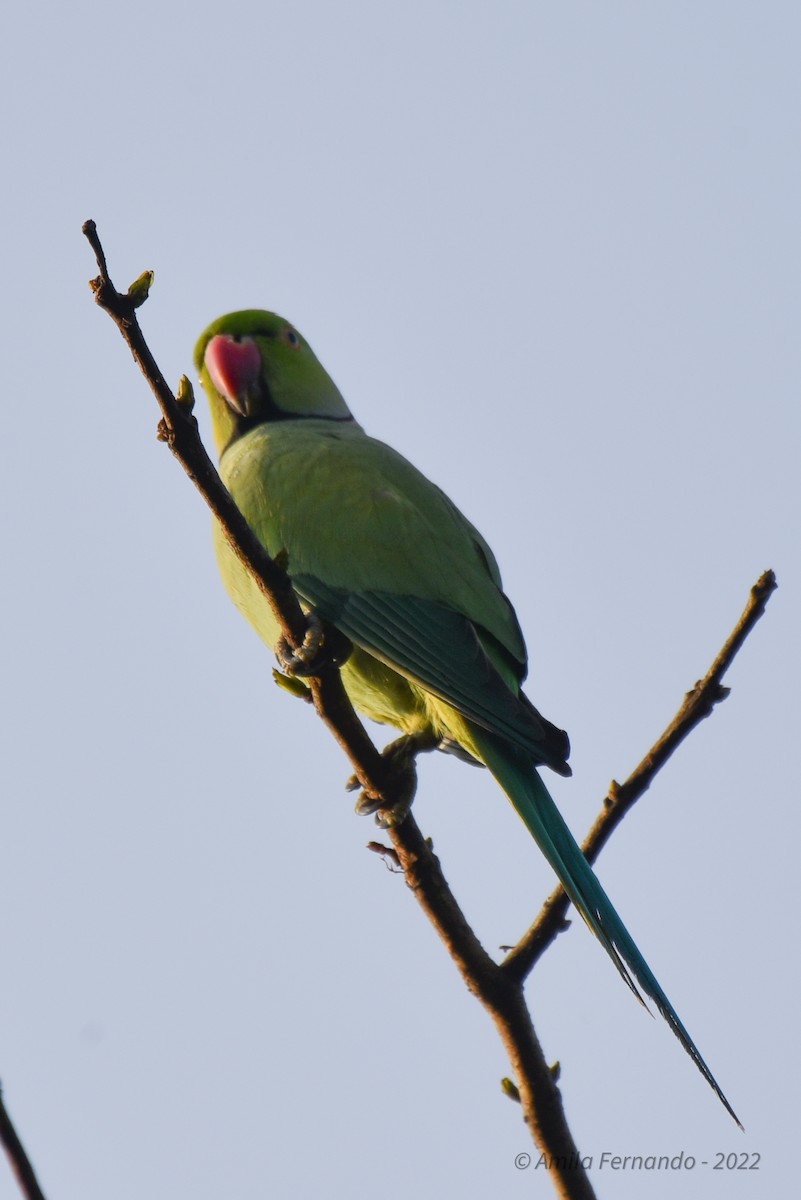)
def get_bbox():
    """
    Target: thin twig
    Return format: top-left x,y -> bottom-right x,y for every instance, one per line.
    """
0,1085 -> 47,1200
502,569 -> 777,982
